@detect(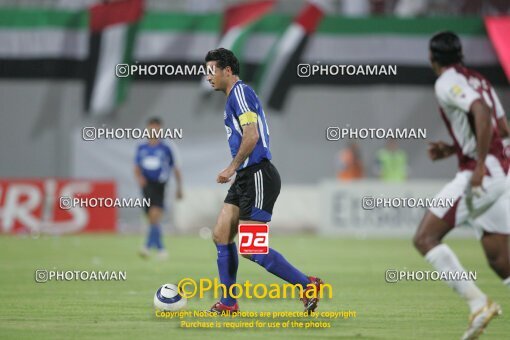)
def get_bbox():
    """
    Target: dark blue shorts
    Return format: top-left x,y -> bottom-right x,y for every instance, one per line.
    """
142,180 -> 165,214
224,160 -> 281,222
